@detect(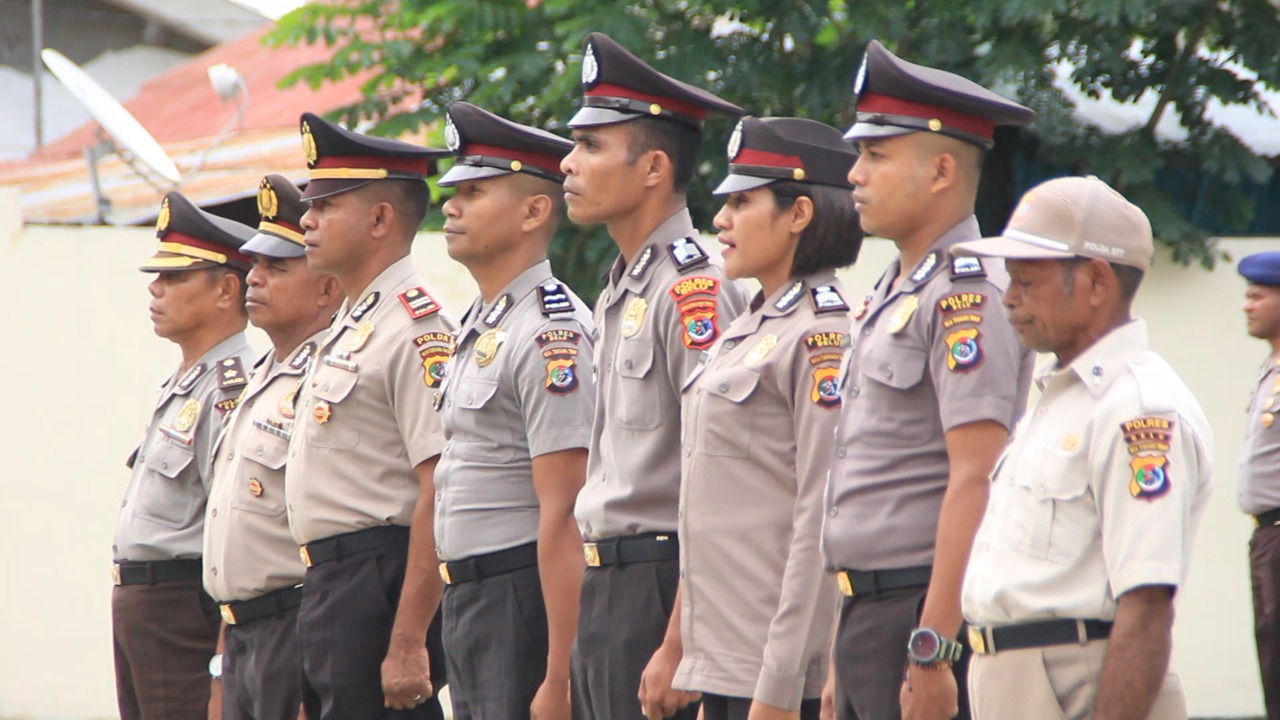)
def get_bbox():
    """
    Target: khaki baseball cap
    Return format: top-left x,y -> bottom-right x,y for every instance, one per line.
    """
952,176 -> 1153,271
